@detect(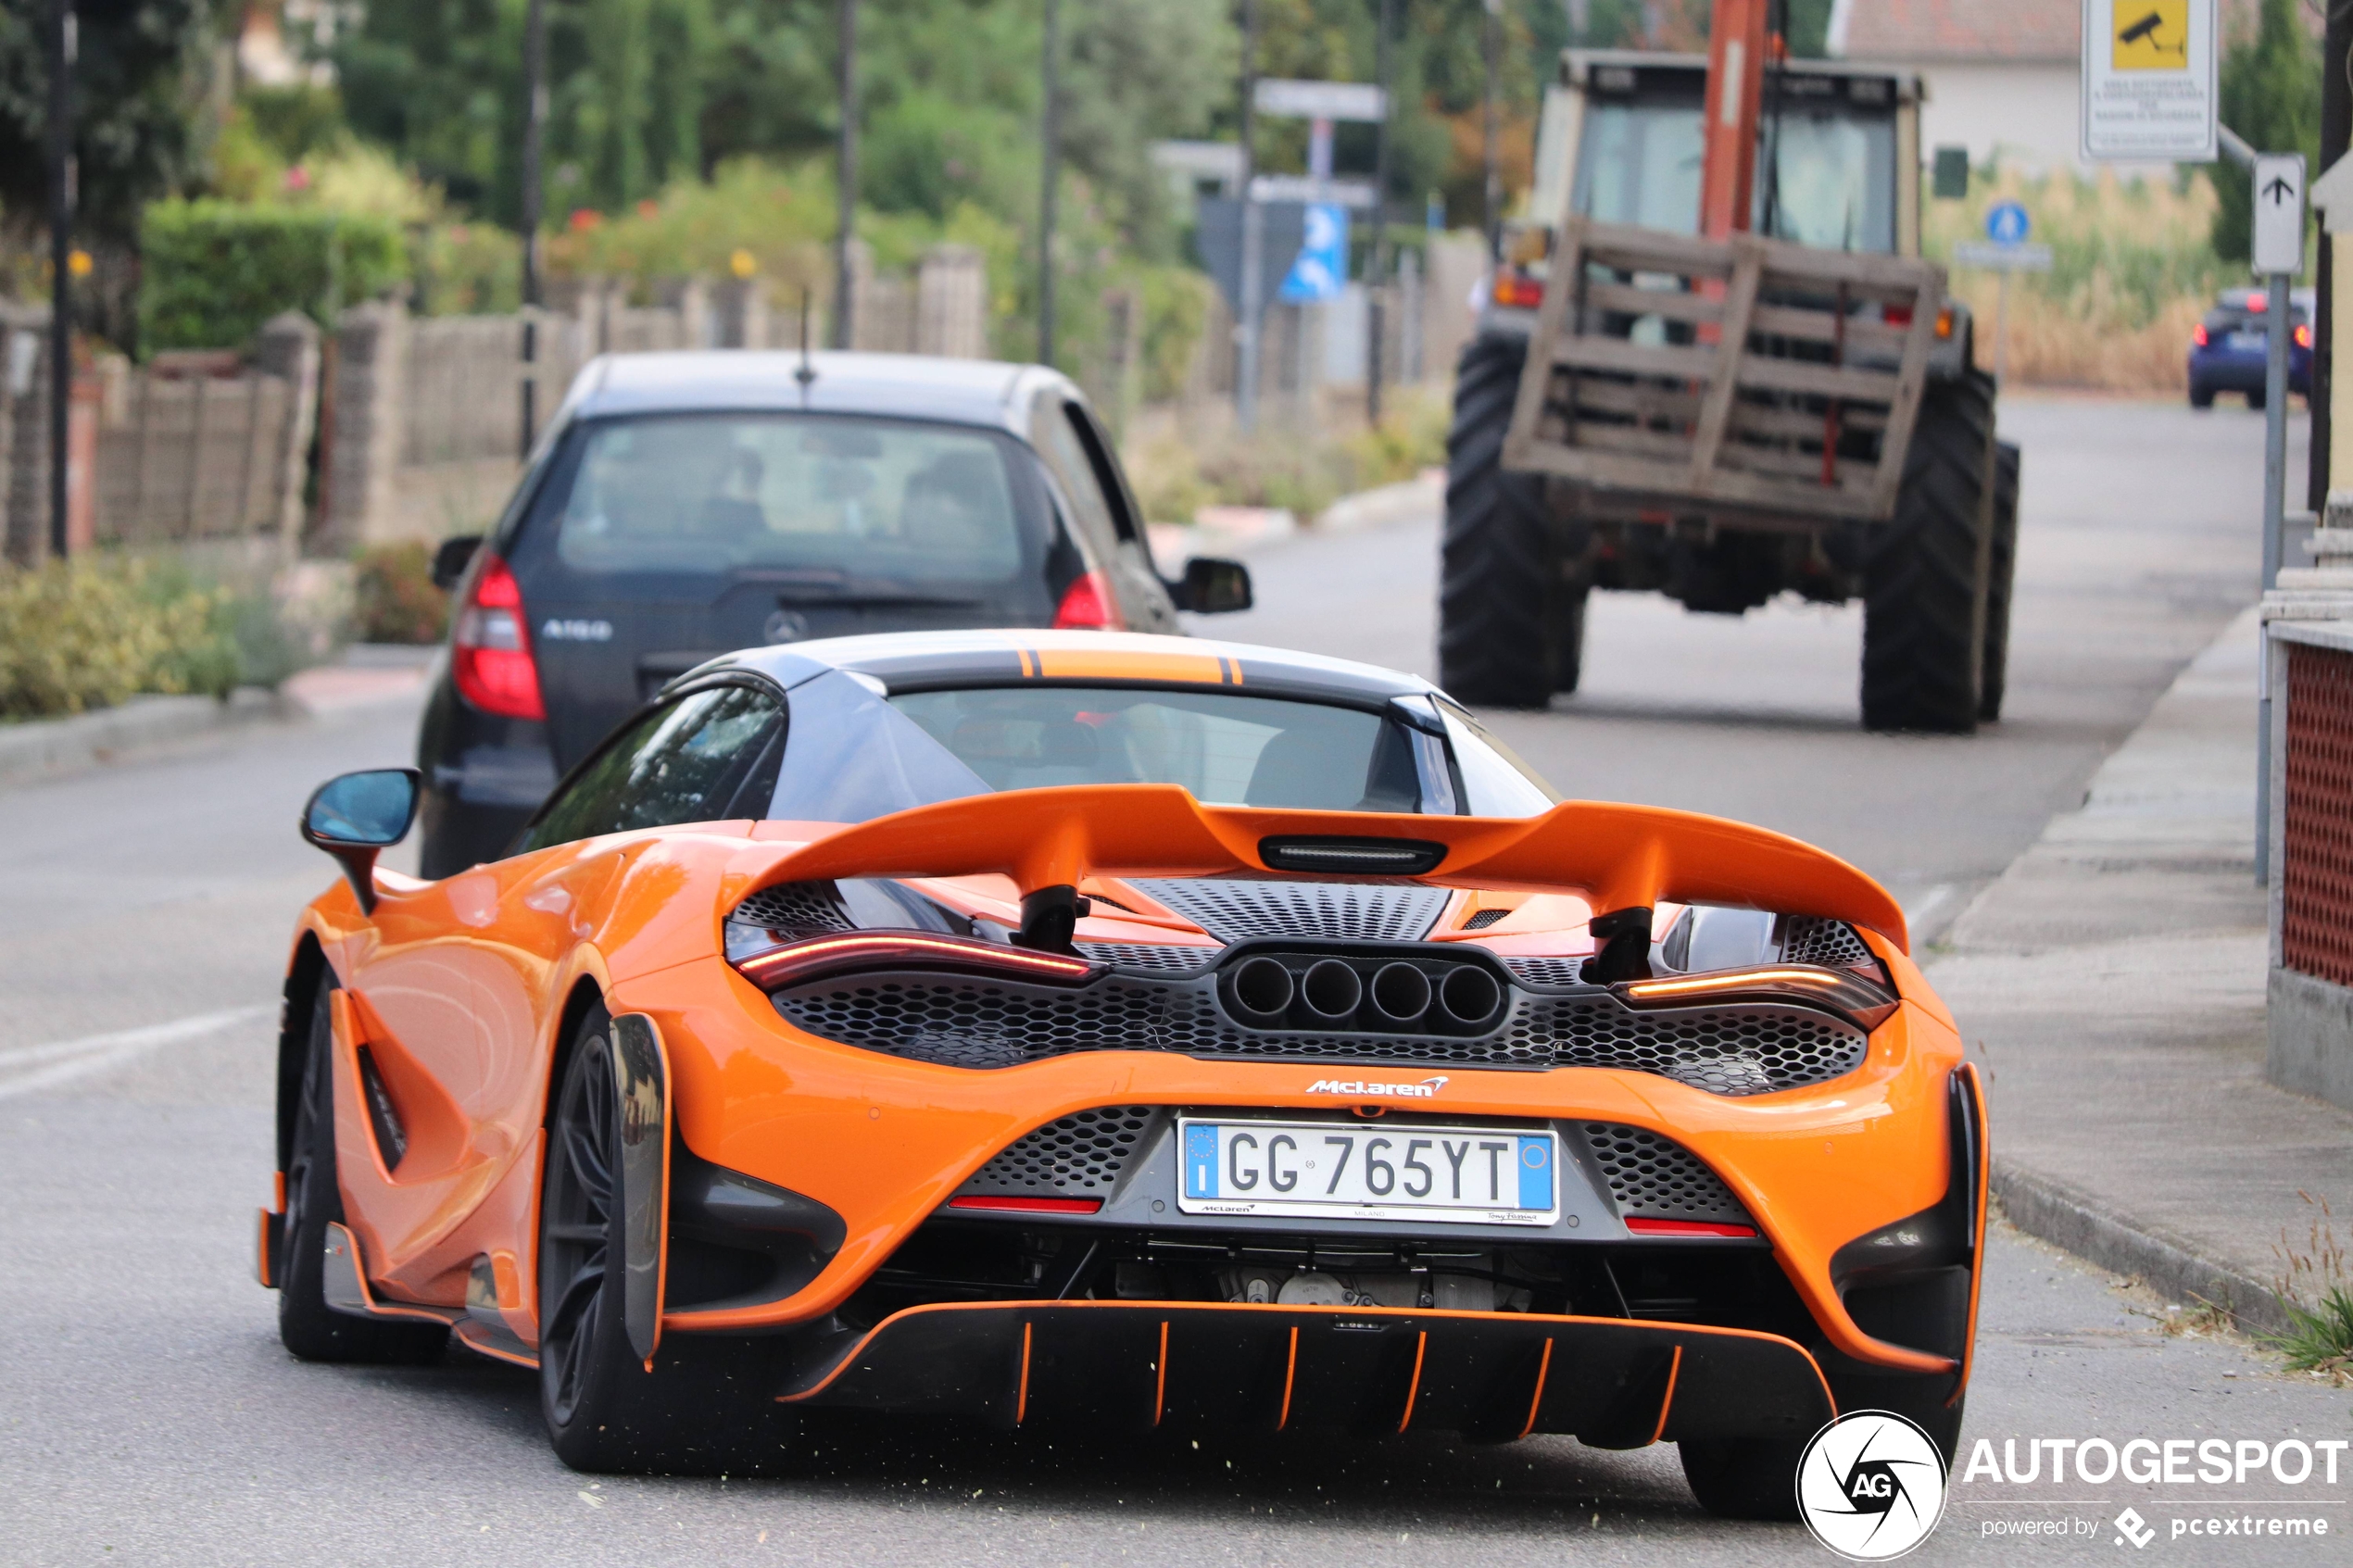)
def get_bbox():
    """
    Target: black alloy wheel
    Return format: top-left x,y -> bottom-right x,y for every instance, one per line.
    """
538,1002 -> 798,1474
277,980 -> 449,1364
